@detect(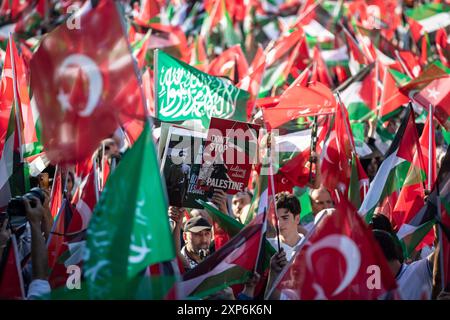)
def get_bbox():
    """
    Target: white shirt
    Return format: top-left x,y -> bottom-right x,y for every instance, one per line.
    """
396,258 -> 433,300
268,233 -> 304,260
27,279 -> 51,300
303,209 -> 334,234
